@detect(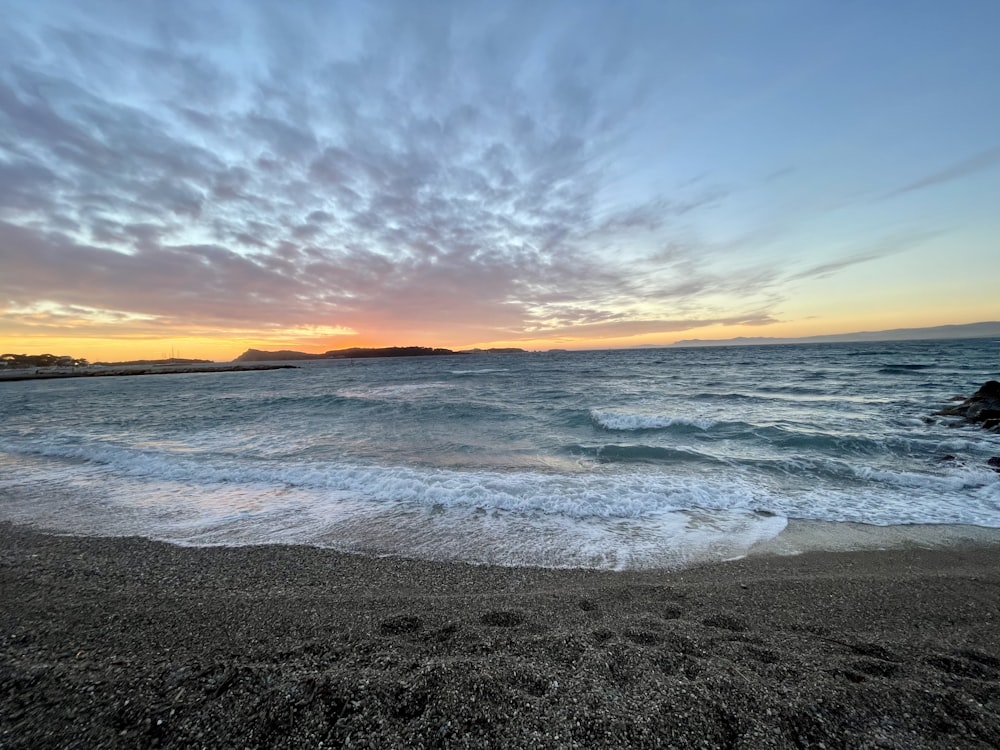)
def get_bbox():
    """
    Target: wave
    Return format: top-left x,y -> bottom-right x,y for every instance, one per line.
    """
227,392 -> 351,409
0,473 -> 792,572
747,425 -> 921,456
877,364 -> 936,375
566,443 -> 721,465
337,383 -> 451,400
691,392 -> 766,403
220,386 -> 450,409
852,465 -> 998,493
6,432 -> 999,529
3,431 -> 1000,562
754,384 -> 829,396
448,368 -> 510,375
590,410 -> 717,431
0,435 -> 761,519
